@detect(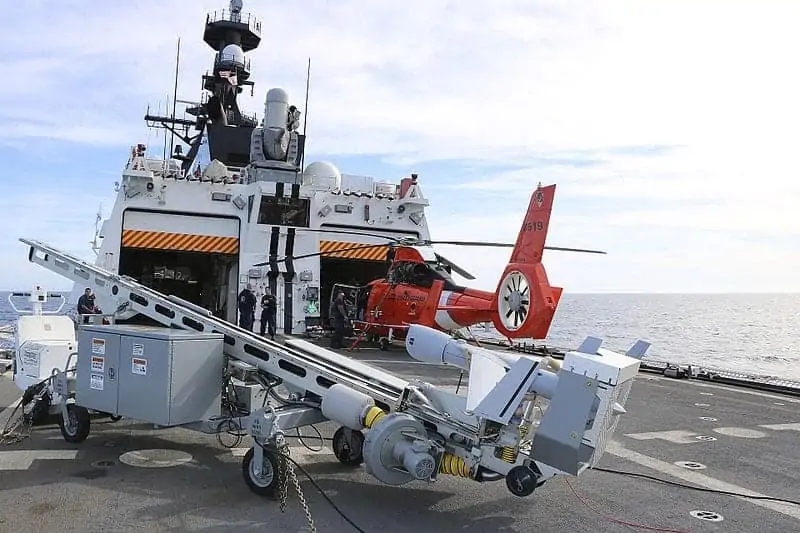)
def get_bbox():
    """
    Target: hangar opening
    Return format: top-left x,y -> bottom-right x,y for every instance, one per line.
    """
117,210 -> 240,323
318,232 -> 417,327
